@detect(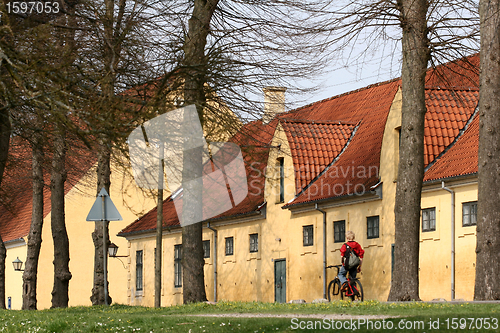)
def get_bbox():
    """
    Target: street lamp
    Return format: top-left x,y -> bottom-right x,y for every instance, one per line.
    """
108,242 -> 127,258
12,257 -> 24,271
